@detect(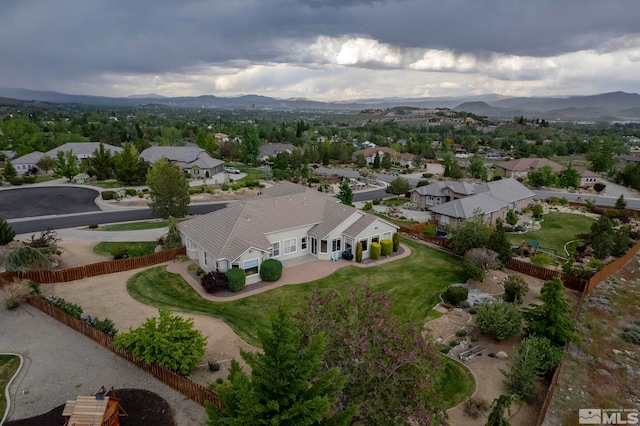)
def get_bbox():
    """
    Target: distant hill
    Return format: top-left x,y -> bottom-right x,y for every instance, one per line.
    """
1,87 -> 639,120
